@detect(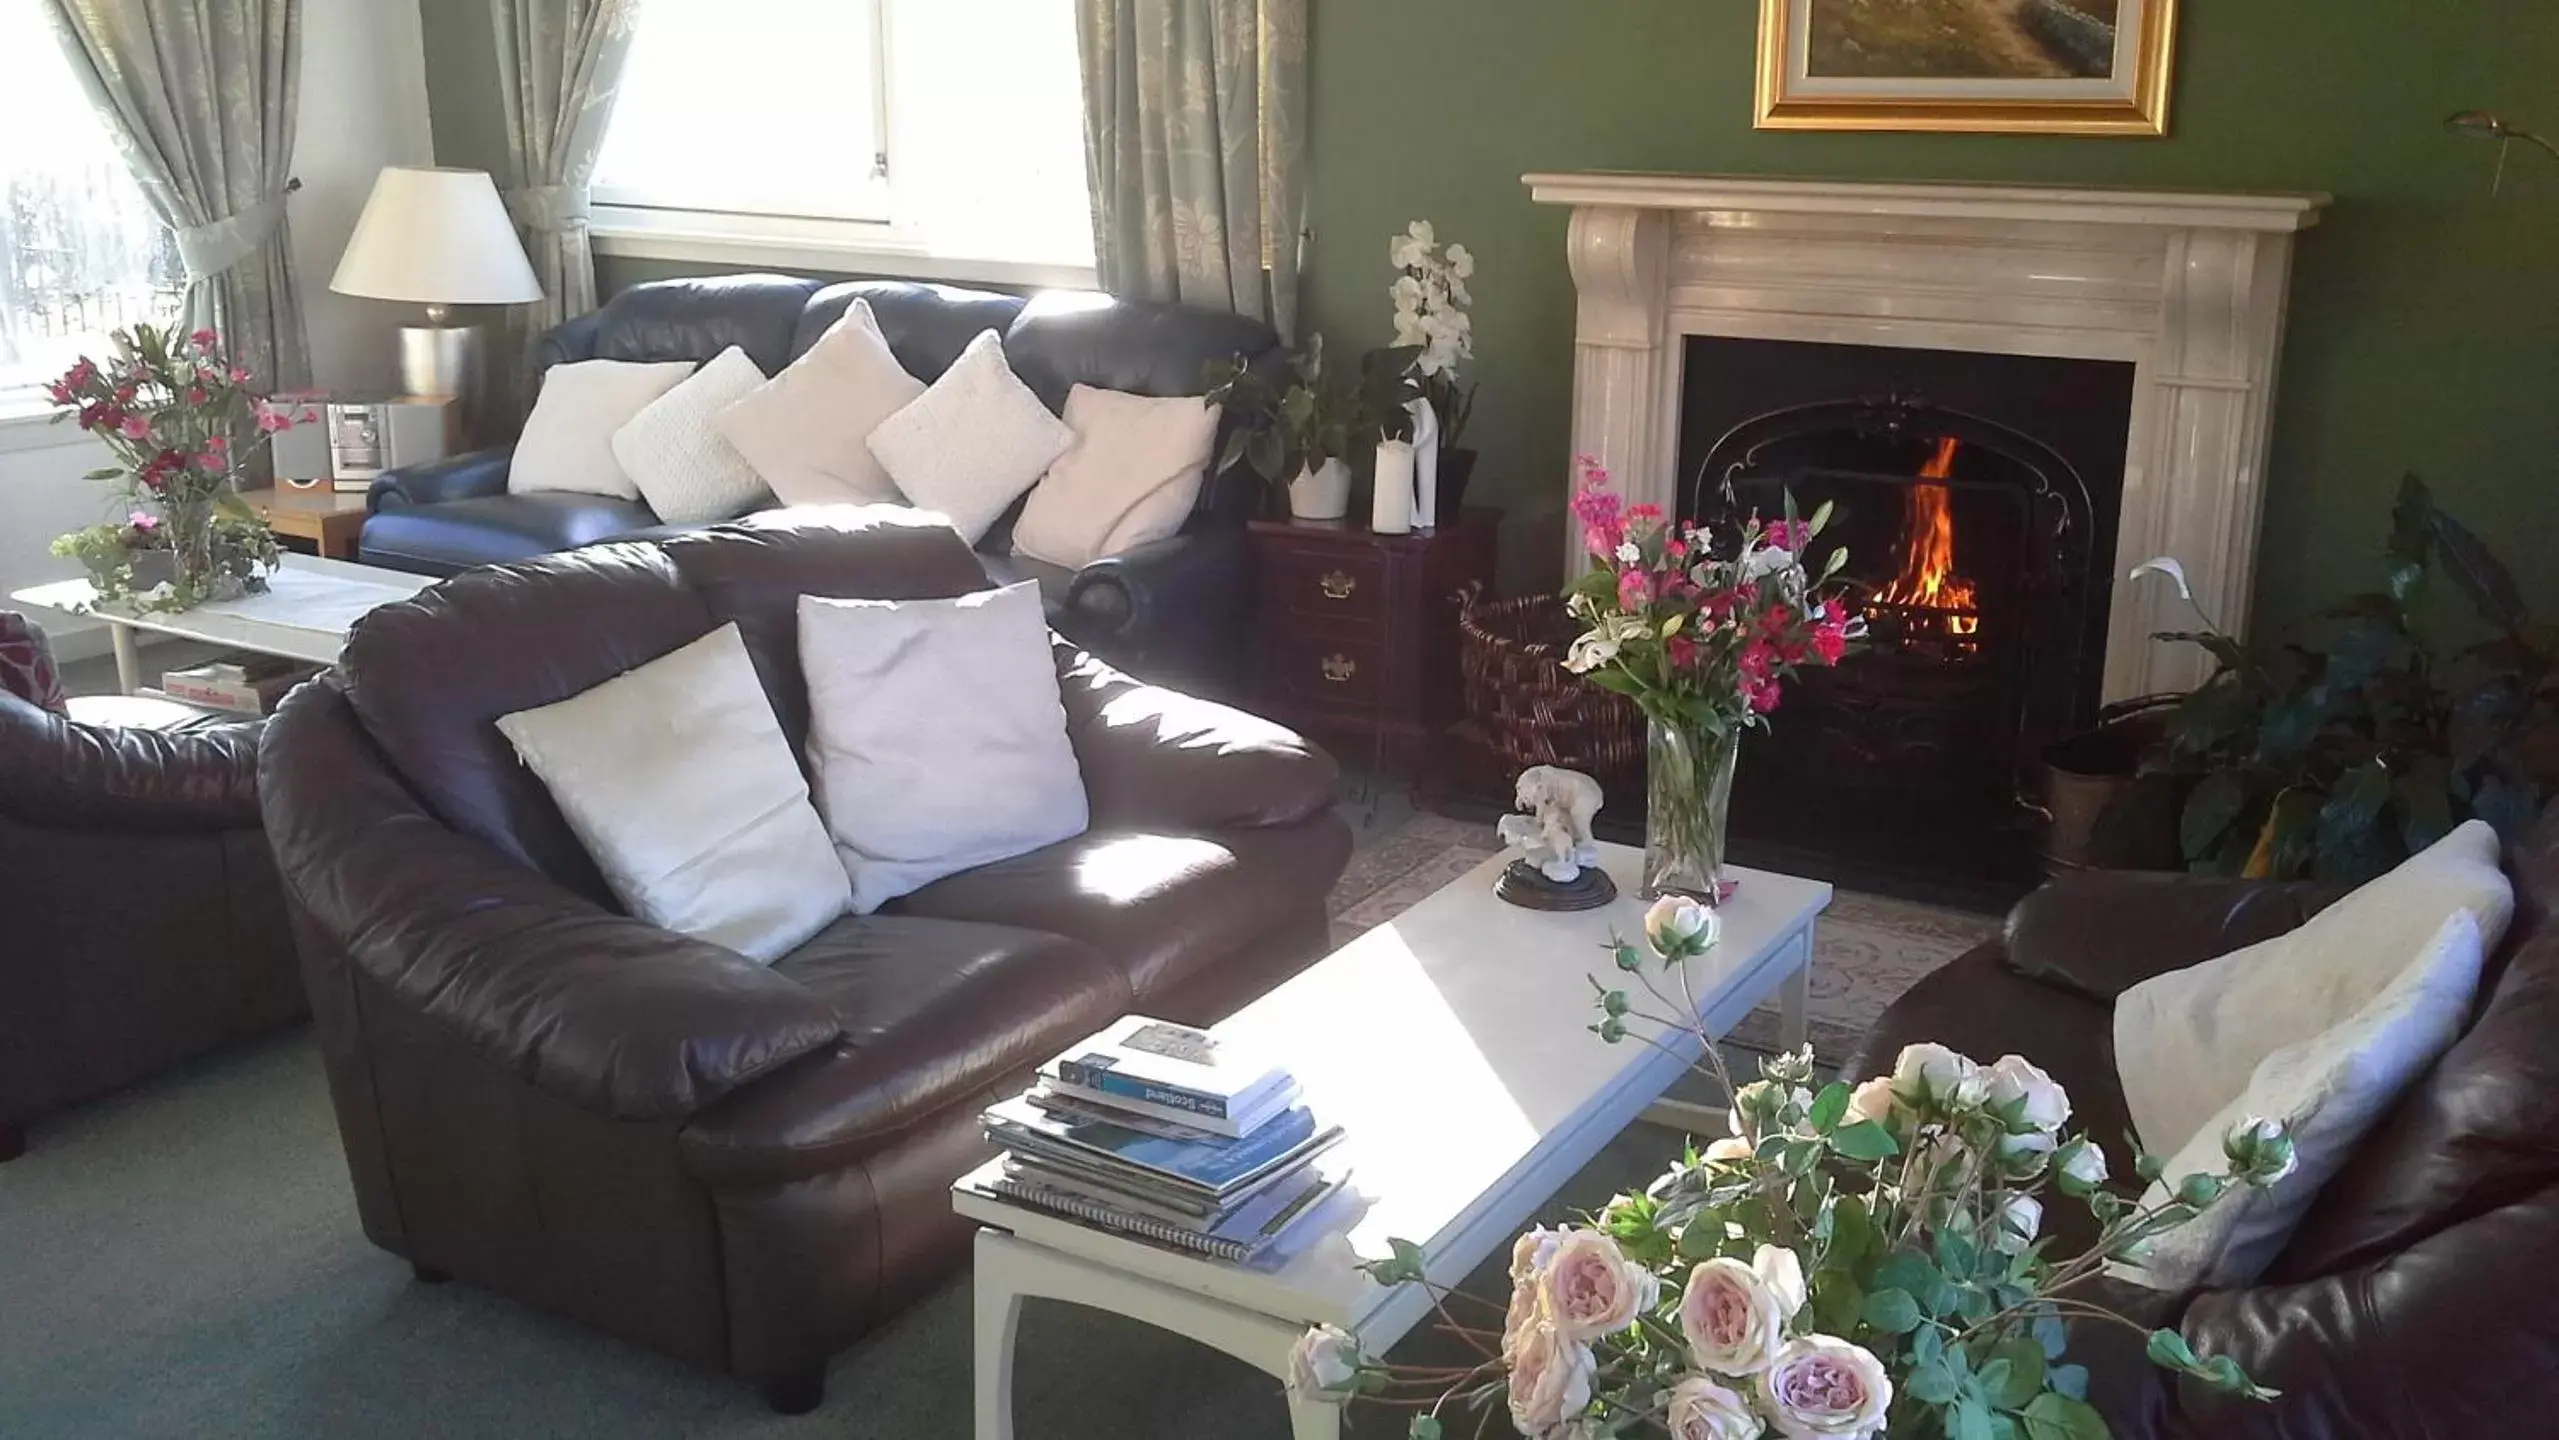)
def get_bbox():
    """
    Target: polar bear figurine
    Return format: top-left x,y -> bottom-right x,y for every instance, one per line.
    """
1497,765 -> 1606,883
